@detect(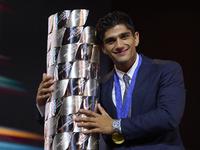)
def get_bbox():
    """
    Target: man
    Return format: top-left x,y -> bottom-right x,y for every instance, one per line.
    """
37,12 -> 186,149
